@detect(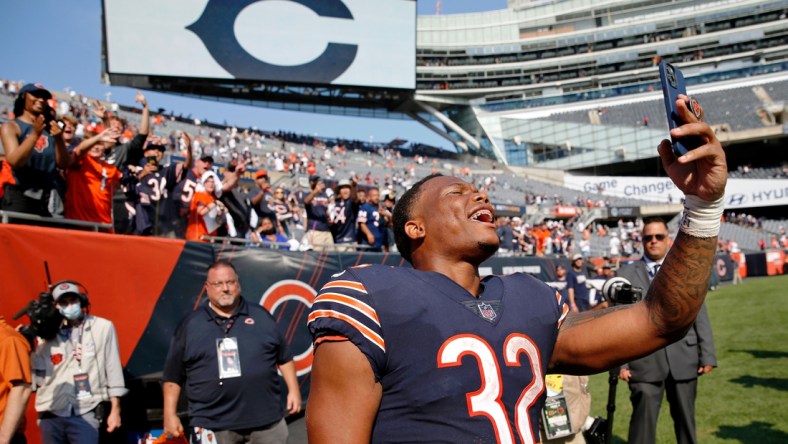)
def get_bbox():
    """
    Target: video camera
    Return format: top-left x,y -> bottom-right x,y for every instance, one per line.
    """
601,277 -> 643,305
12,262 -> 65,346
13,292 -> 63,345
